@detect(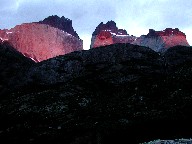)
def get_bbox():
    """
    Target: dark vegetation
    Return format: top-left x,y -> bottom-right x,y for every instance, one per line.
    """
0,43 -> 192,143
